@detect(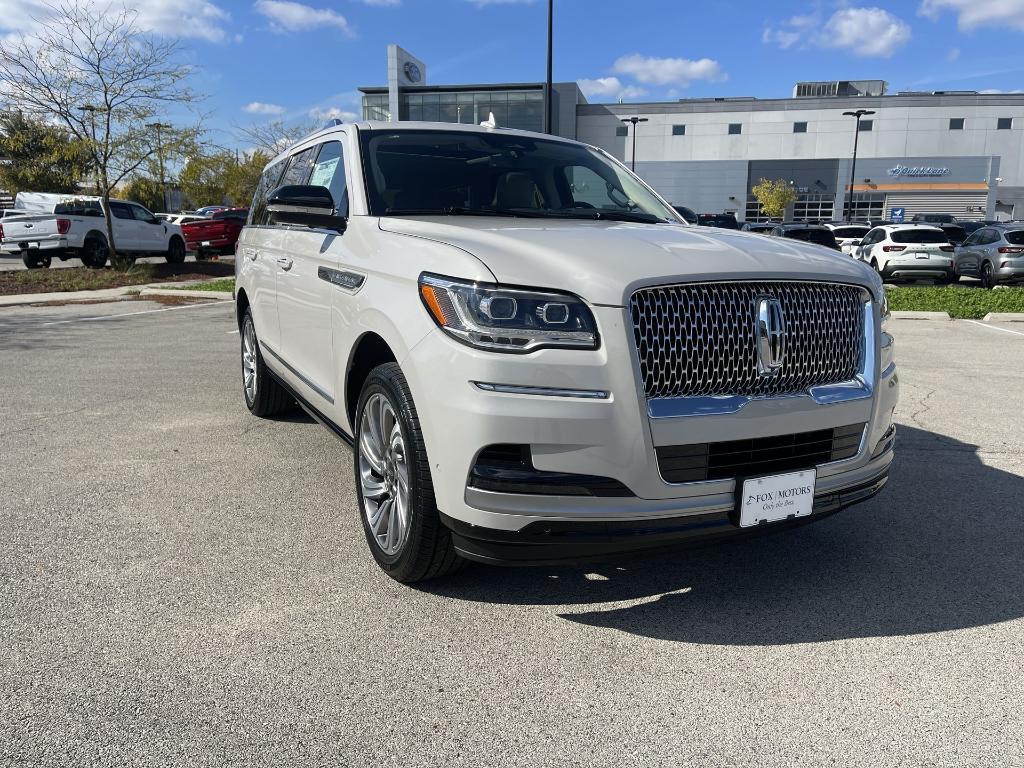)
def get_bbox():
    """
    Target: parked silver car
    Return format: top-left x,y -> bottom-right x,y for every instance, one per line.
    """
954,225 -> 1024,288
